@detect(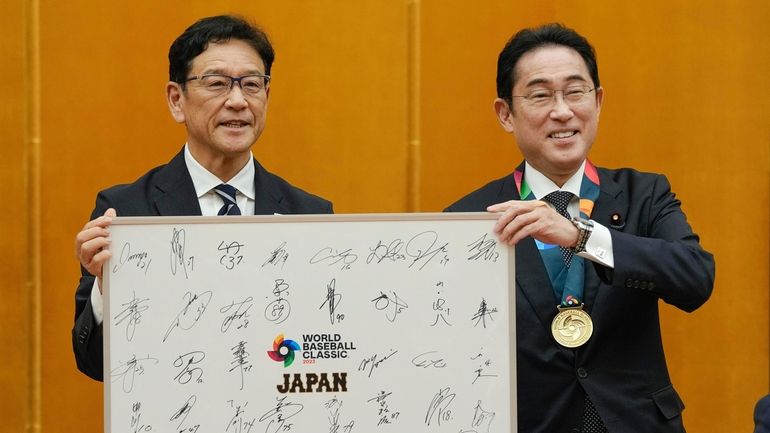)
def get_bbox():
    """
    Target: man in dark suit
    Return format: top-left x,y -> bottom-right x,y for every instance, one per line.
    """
73,15 -> 332,381
446,24 -> 714,432
757,394 -> 770,433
